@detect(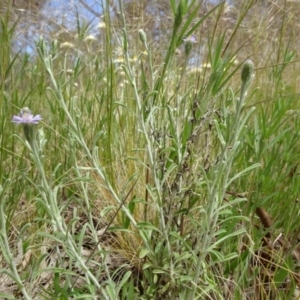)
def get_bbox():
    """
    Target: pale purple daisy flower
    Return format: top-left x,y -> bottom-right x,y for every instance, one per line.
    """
12,107 -> 42,146
183,34 -> 197,44
12,107 -> 42,125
